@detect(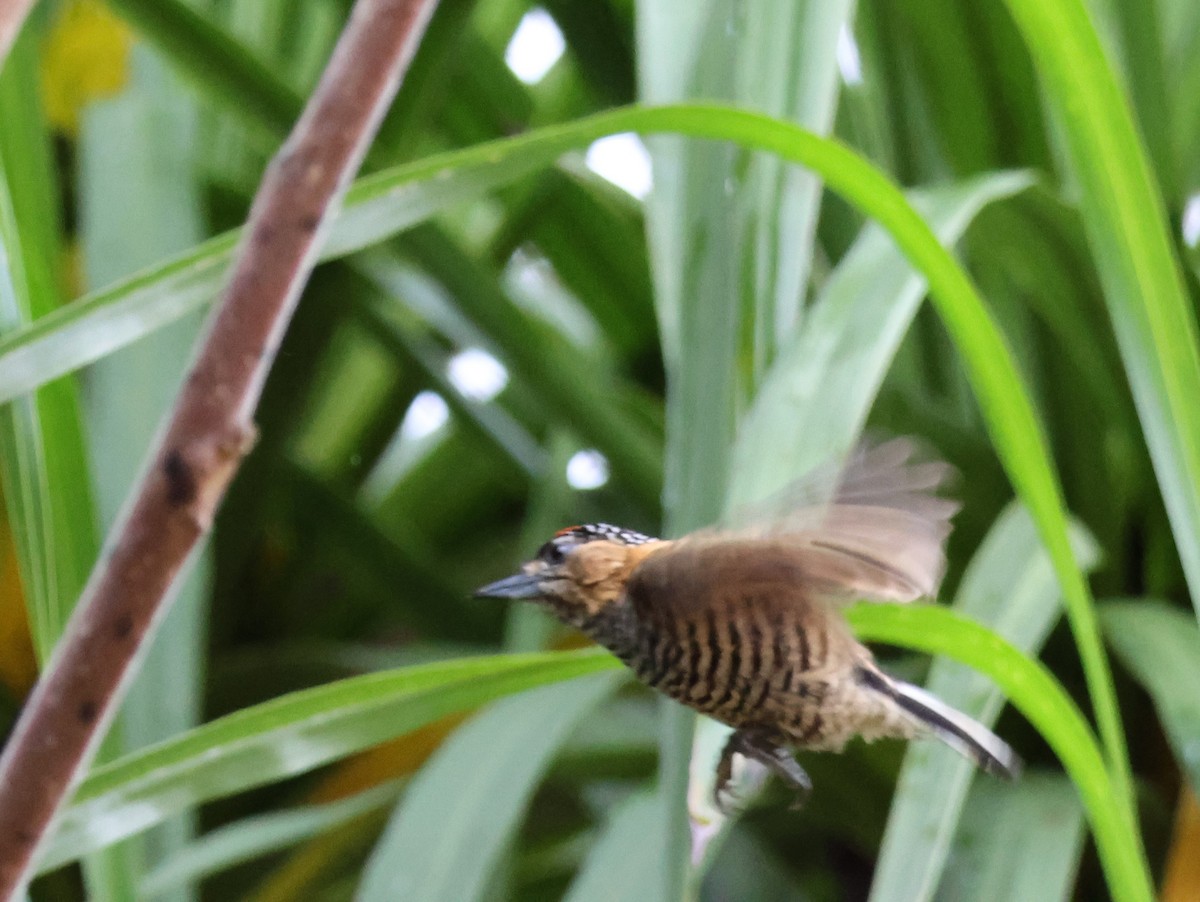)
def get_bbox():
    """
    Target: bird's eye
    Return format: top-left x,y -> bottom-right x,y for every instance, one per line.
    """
537,540 -> 567,565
